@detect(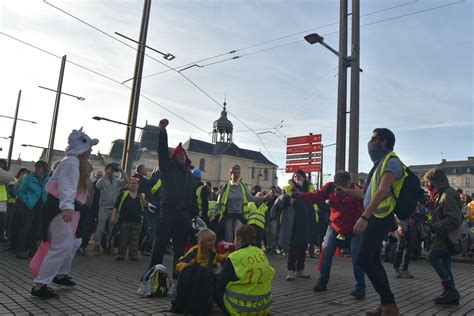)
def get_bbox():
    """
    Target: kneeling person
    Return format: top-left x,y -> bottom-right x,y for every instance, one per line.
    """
217,225 -> 275,316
